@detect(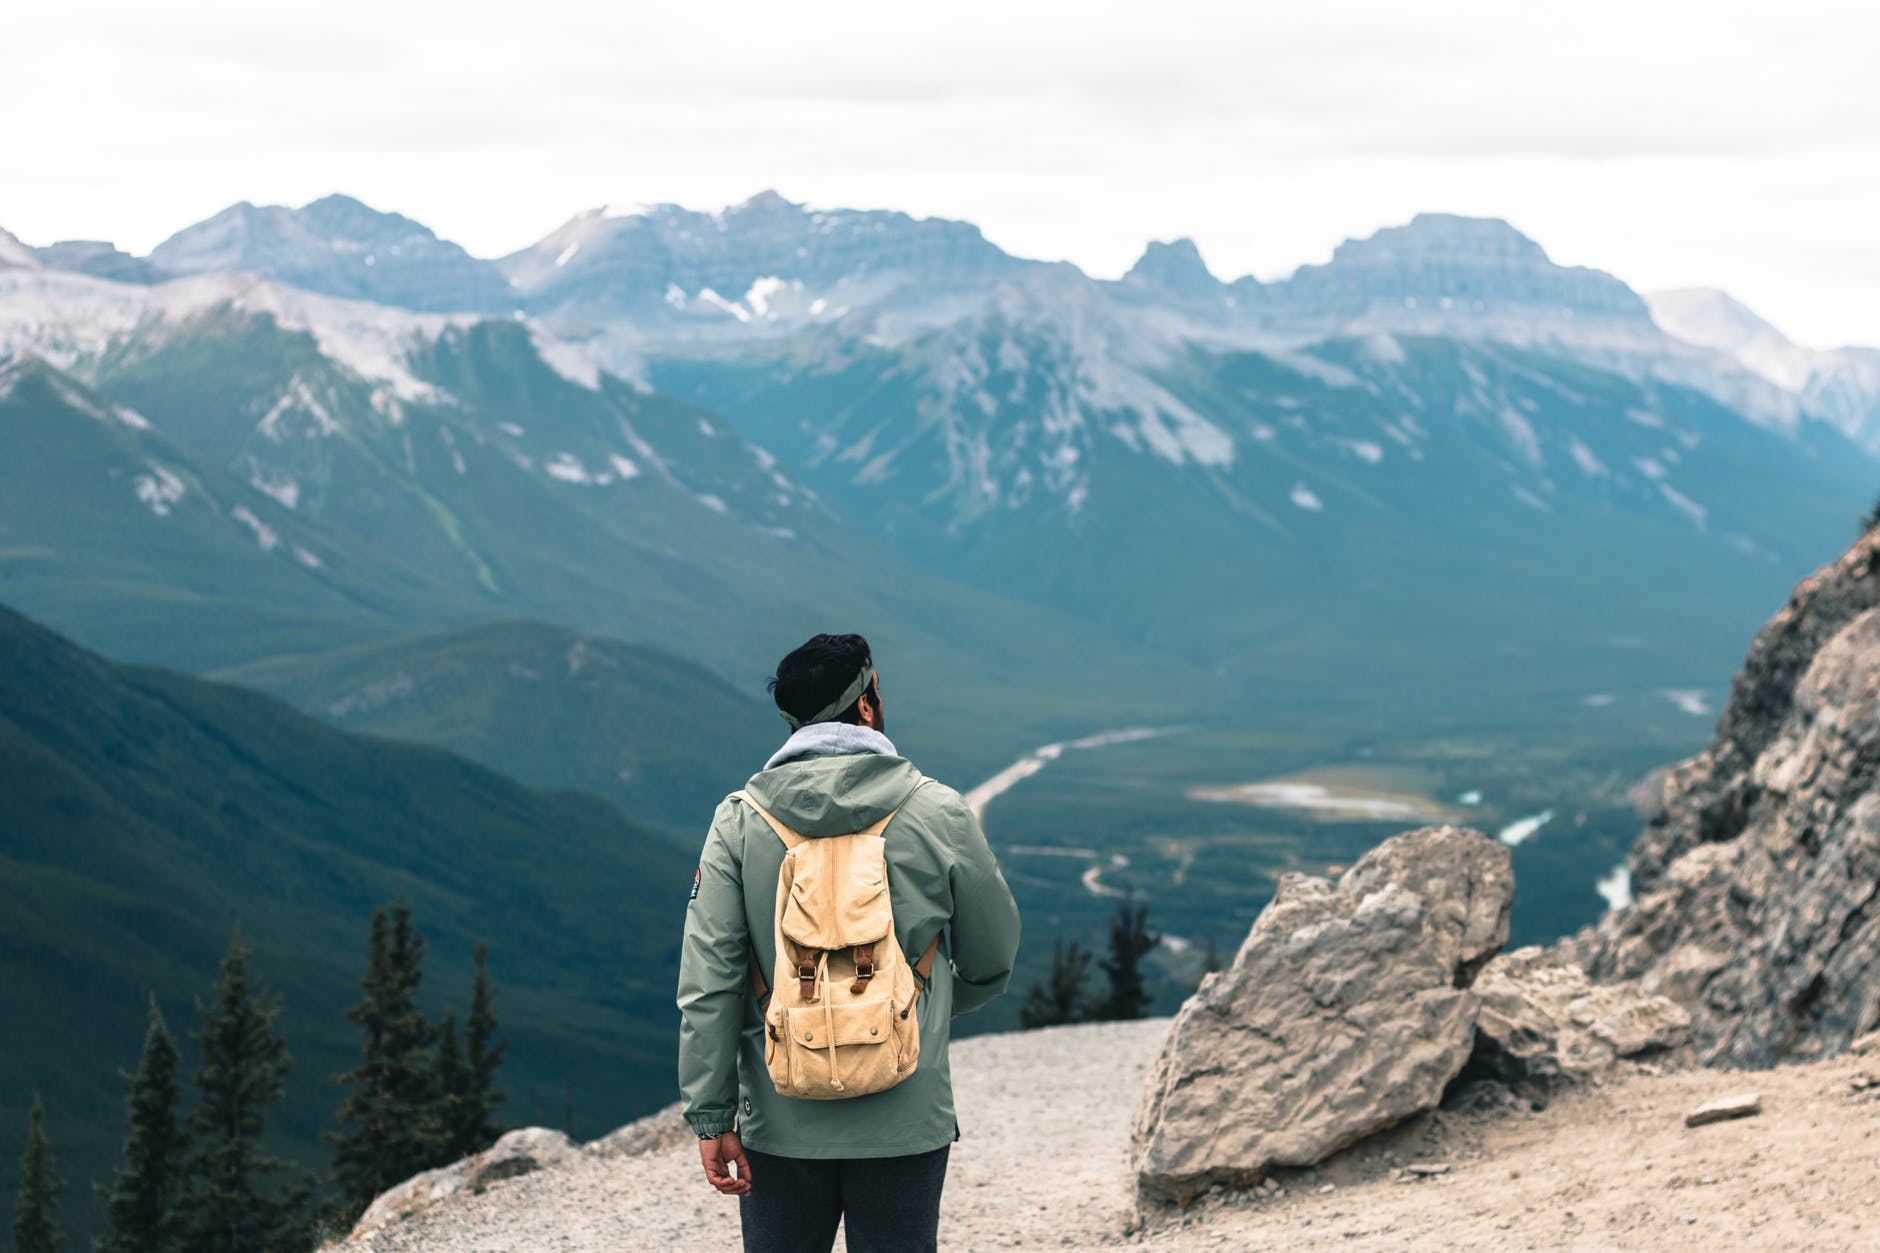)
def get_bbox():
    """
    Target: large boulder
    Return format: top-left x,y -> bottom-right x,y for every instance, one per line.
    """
350,1127 -> 576,1237
1131,825 -> 1512,1207
1580,530 -> 1880,1066
1468,946 -> 1691,1086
